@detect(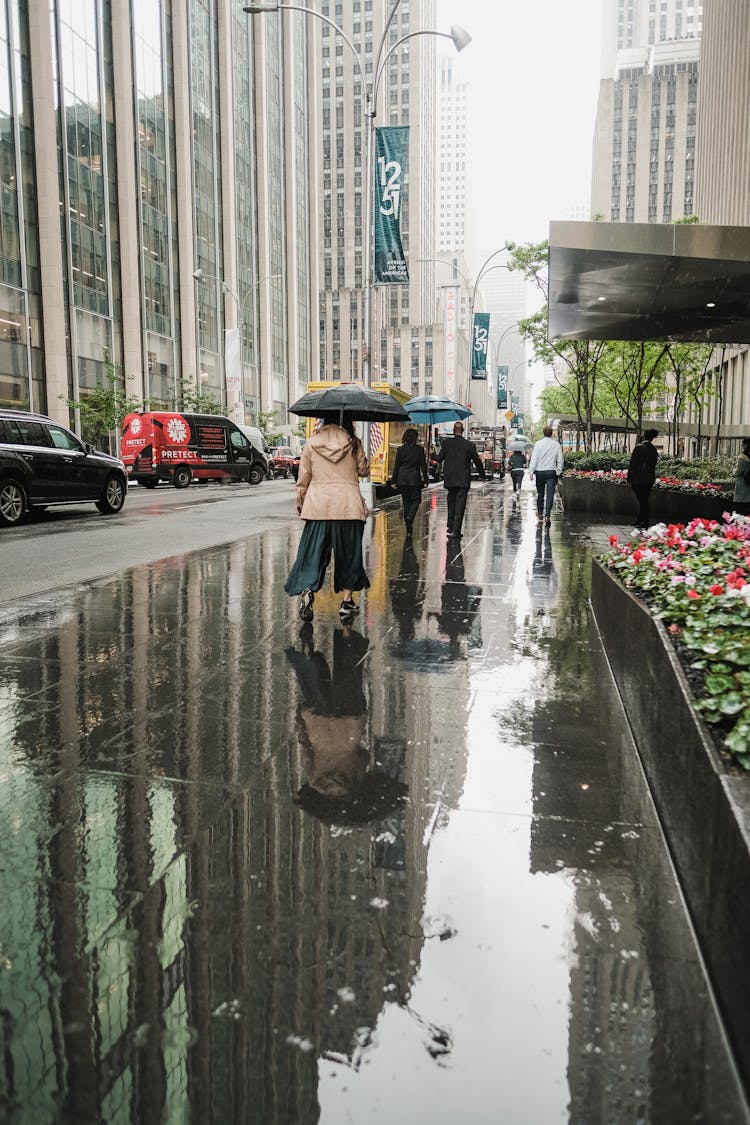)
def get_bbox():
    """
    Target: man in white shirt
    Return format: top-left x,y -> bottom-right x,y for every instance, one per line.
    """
528,426 -> 564,526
